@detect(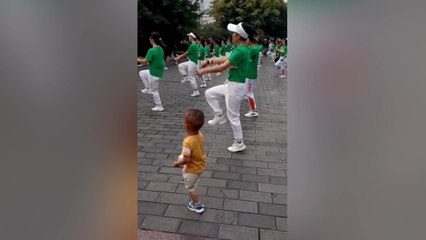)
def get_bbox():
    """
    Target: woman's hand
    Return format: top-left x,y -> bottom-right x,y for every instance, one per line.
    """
196,69 -> 204,78
200,61 -> 209,69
